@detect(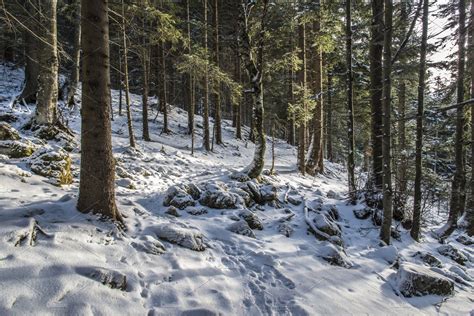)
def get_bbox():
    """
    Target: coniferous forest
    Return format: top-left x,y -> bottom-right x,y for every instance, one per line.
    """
0,0 -> 473,314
